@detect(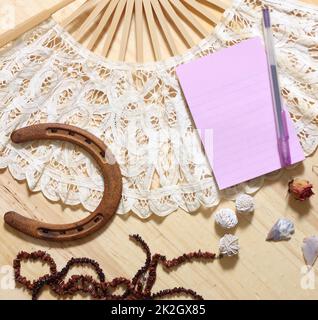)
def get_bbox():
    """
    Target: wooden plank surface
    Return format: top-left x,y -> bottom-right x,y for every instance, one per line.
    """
0,0 -> 318,300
